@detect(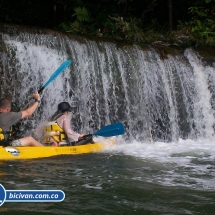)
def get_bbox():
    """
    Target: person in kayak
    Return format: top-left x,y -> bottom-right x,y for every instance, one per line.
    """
44,102 -> 94,146
0,92 -> 44,147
